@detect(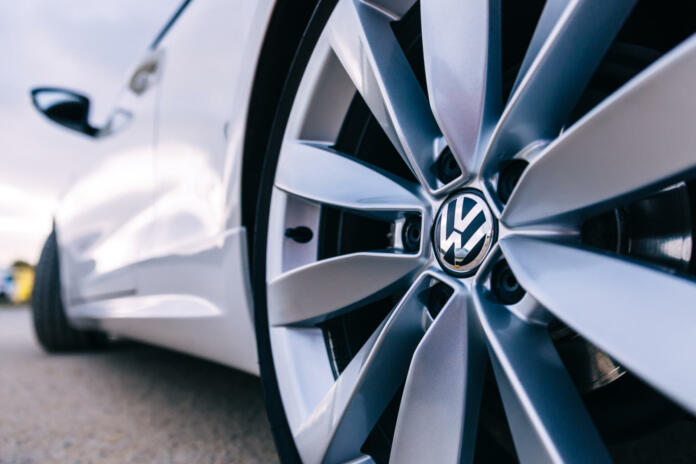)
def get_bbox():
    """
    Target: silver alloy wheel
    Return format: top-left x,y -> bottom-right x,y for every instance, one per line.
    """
265,0 -> 696,462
